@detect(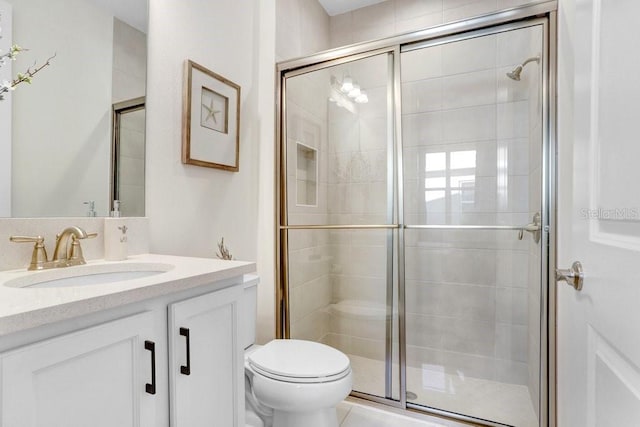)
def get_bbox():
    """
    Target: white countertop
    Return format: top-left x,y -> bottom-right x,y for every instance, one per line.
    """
0,254 -> 256,336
